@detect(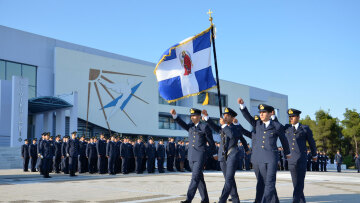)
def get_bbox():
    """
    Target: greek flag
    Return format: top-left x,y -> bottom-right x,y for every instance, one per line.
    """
154,27 -> 217,102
